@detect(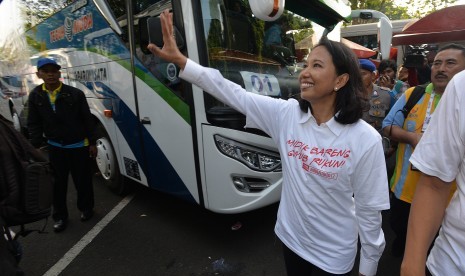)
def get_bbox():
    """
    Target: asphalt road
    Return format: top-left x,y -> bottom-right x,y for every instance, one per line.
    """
15,175 -> 402,276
